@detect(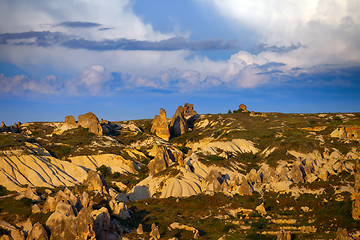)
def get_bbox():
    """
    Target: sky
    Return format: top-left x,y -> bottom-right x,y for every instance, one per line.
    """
0,0 -> 360,124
